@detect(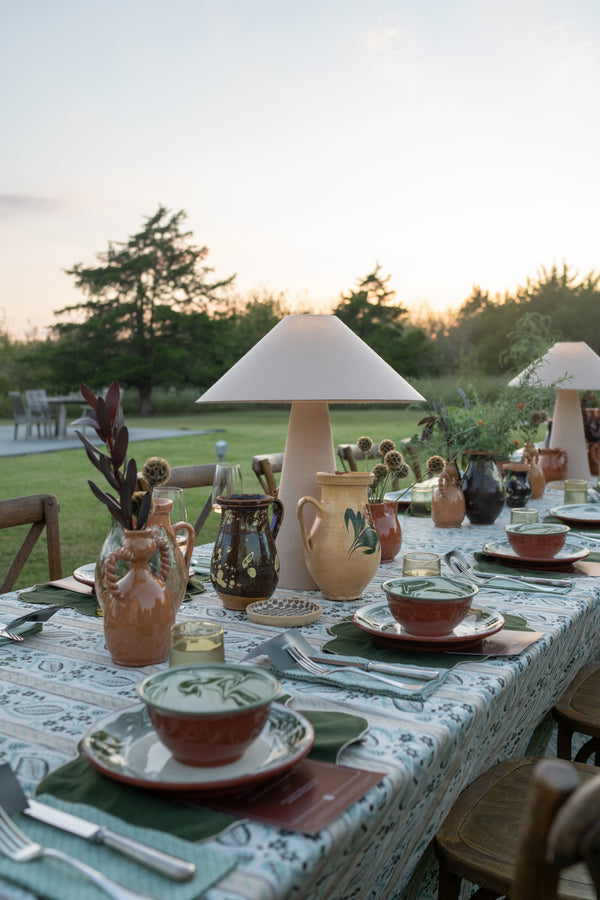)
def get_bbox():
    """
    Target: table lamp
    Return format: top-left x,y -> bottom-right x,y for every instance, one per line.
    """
509,341 -> 600,479
197,314 -> 425,589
